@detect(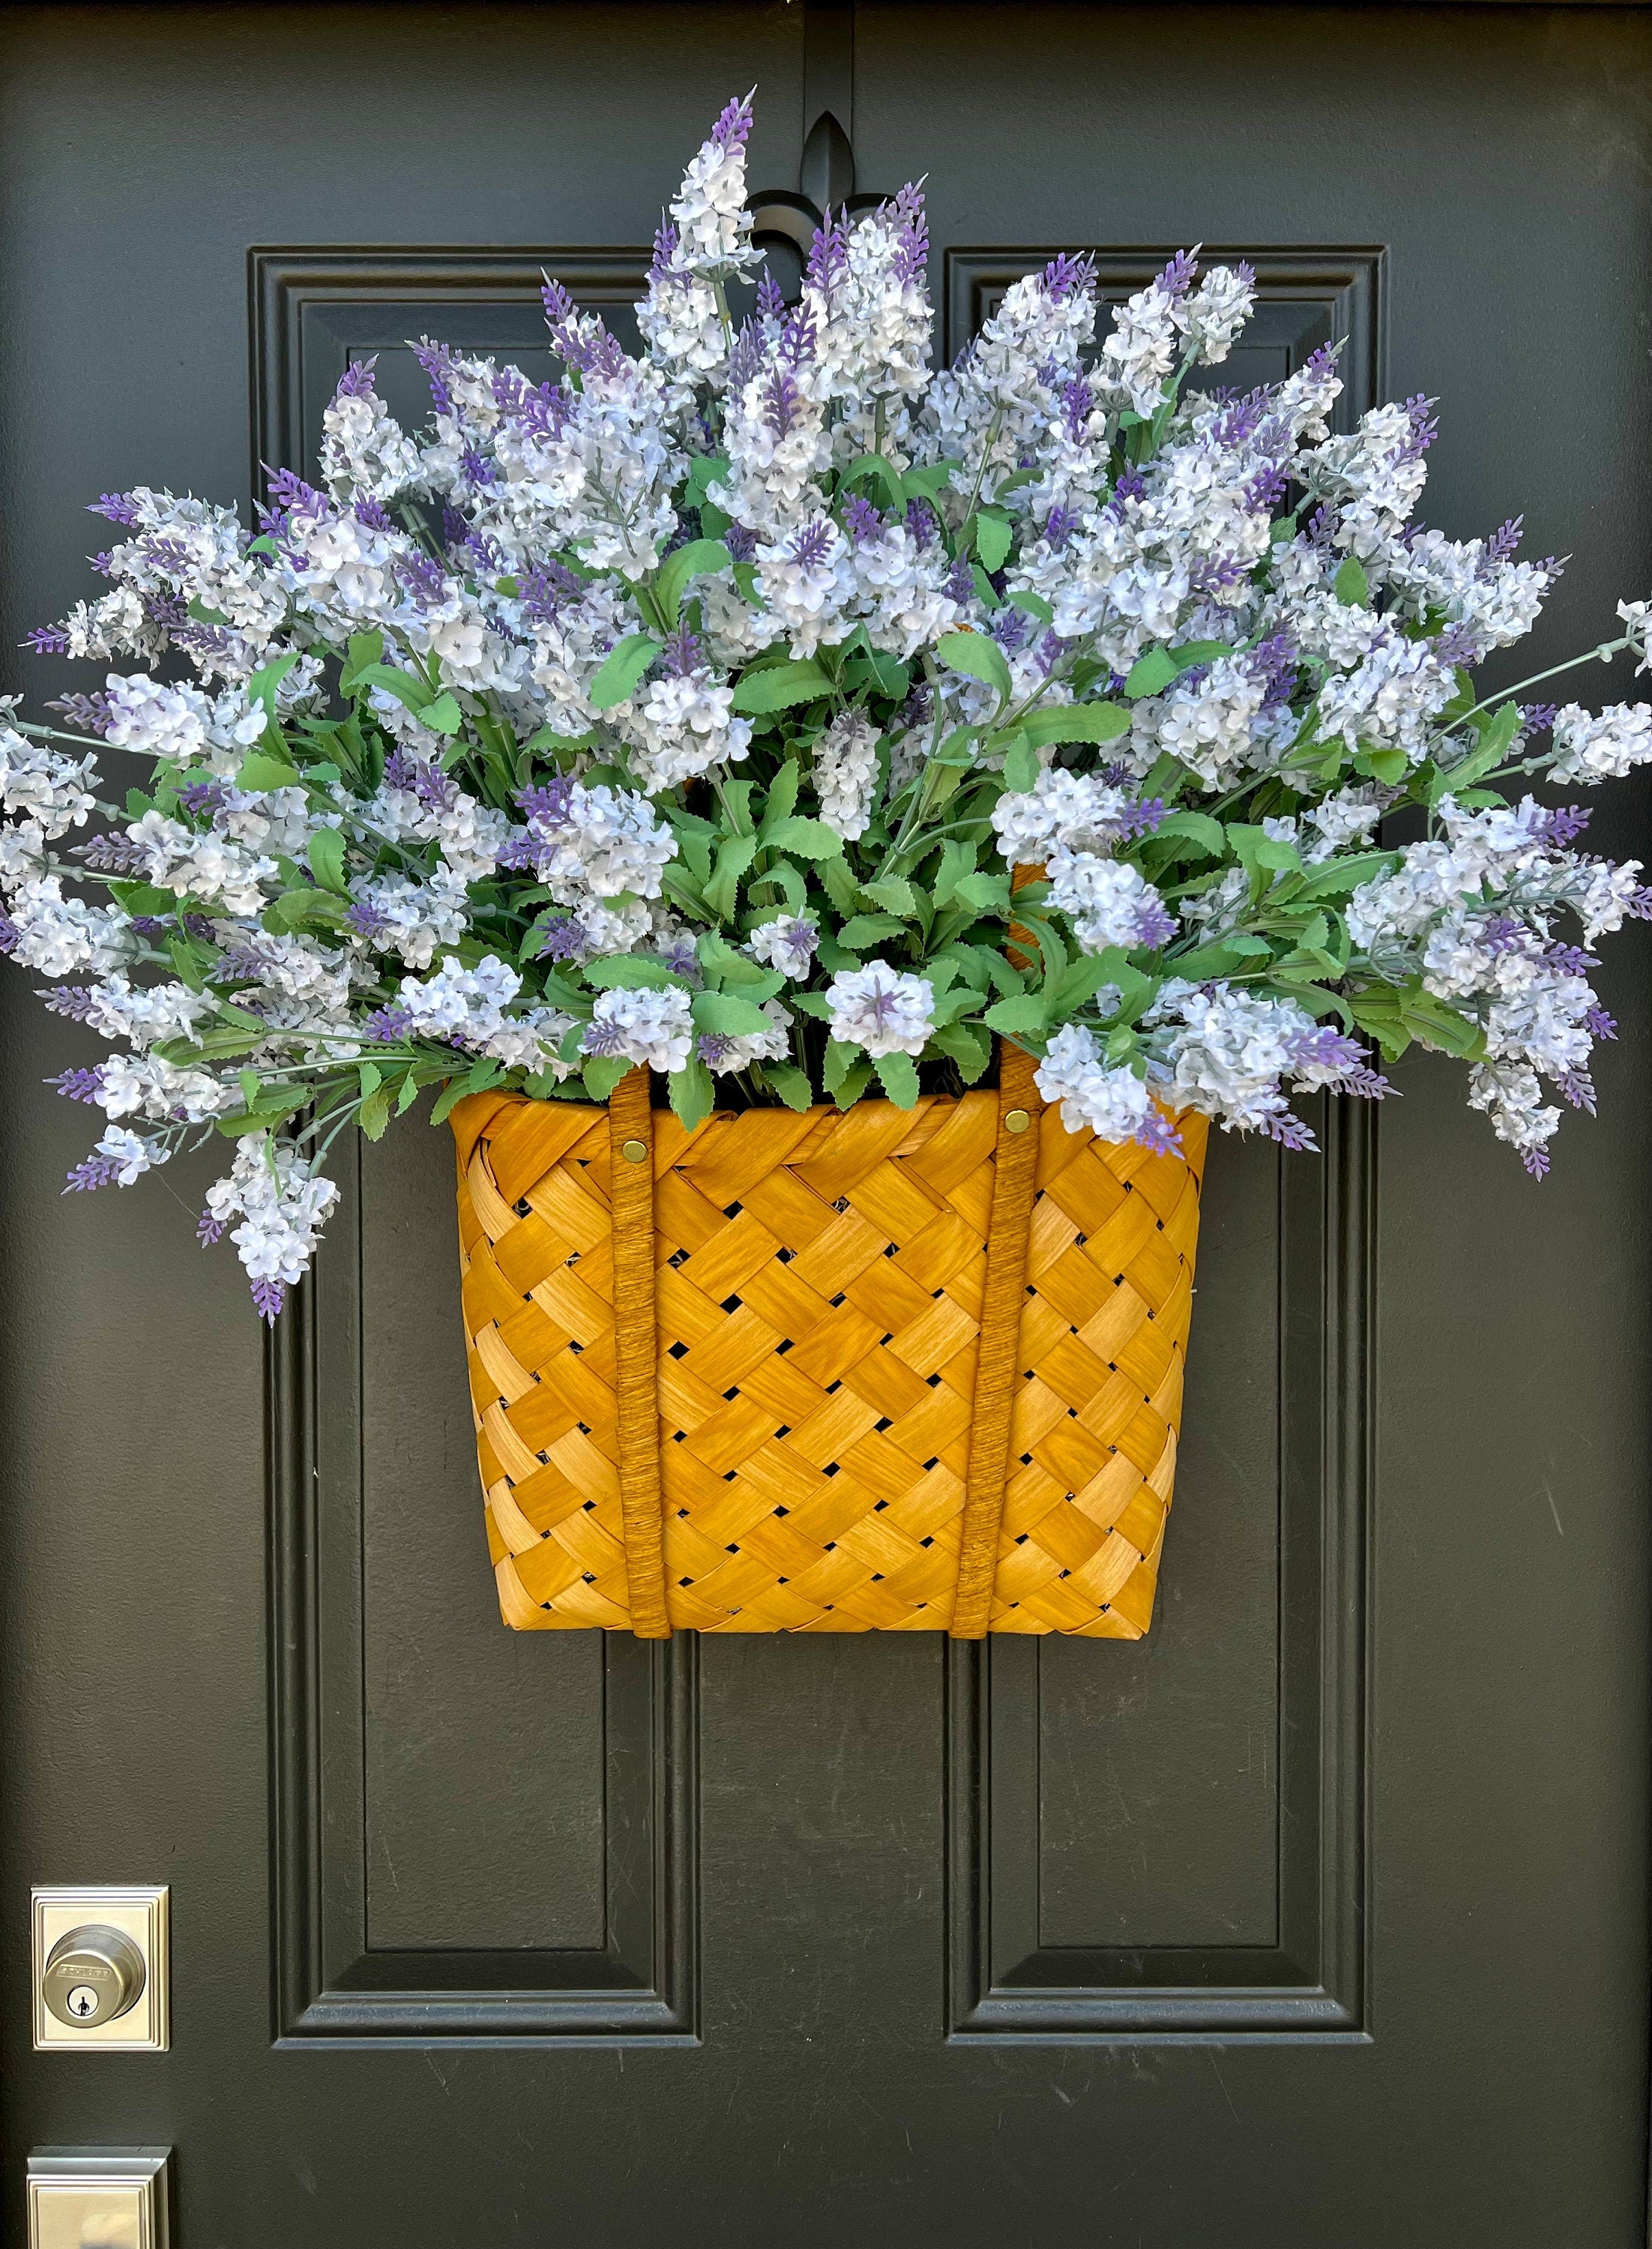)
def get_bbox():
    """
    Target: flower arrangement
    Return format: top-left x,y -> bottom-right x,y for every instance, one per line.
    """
7,92 -> 1651,1322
